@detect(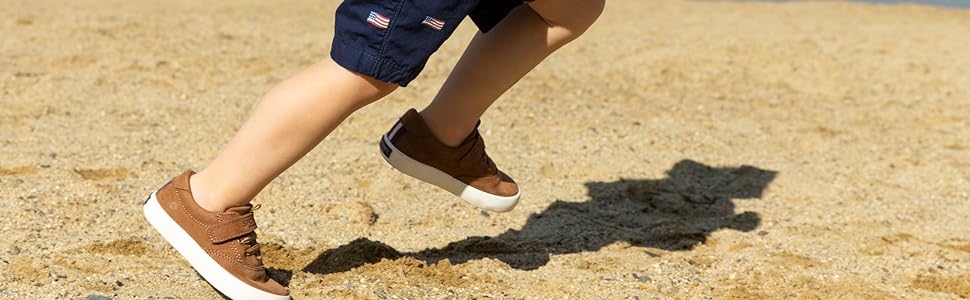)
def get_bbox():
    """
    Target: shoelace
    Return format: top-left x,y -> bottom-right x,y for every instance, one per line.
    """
238,204 -> 262,259
239,235 -> 260,257
459,132 -> 497,175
